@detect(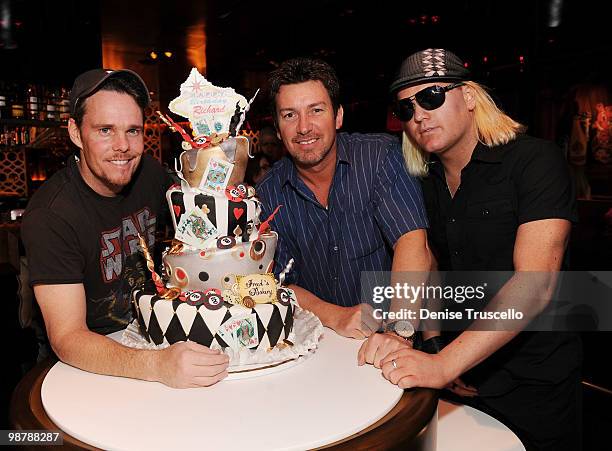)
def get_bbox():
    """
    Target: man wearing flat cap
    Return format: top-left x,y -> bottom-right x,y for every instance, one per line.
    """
22,69 -> 229,388
361,48 -> 581,450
